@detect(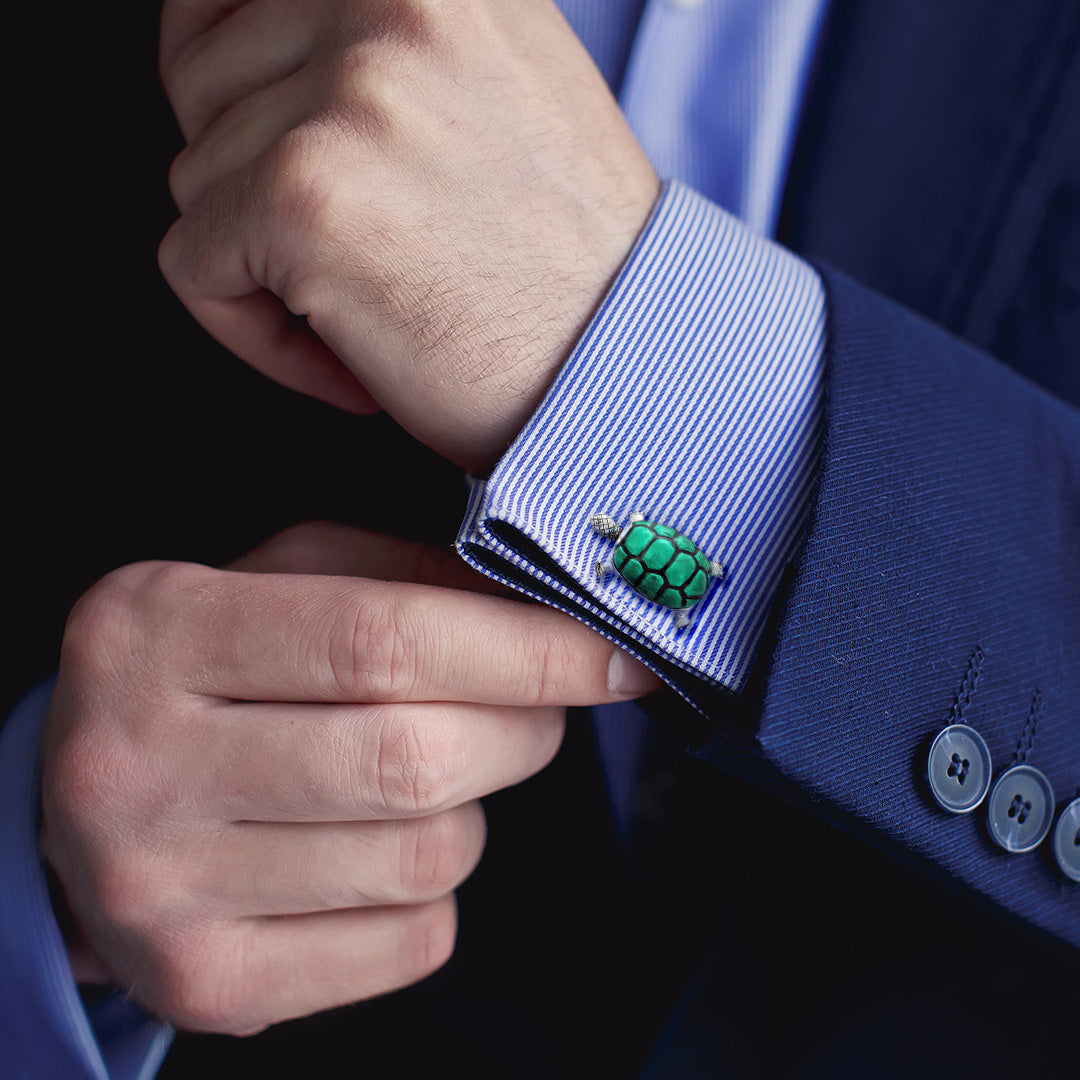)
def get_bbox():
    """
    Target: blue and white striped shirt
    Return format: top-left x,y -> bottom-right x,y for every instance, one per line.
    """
460,0 -> 827,699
